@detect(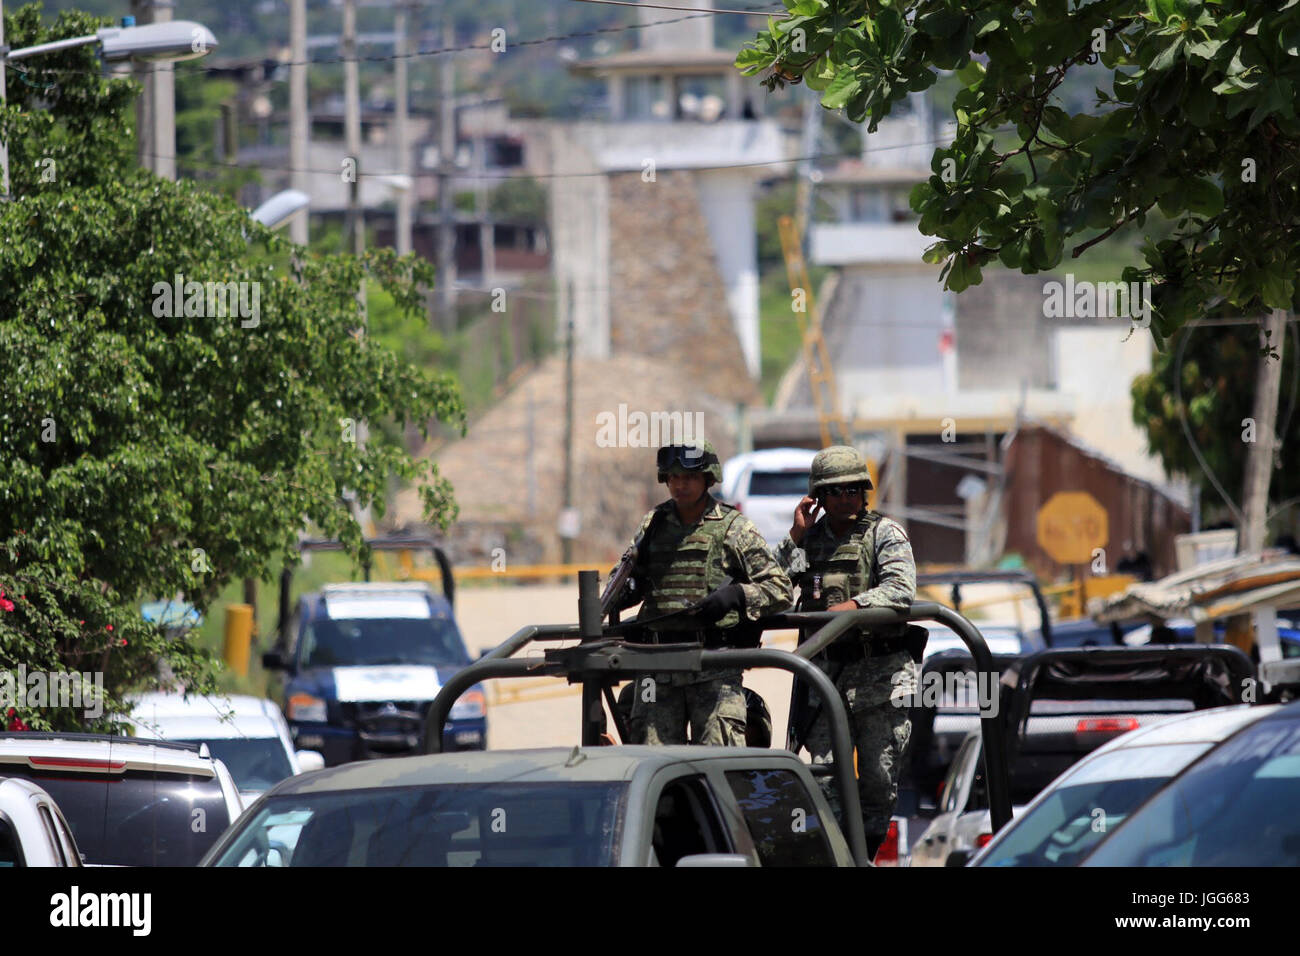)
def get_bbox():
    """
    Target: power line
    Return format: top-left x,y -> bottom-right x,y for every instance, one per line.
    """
566,0 -> 787,16
155,134 -> 959,182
